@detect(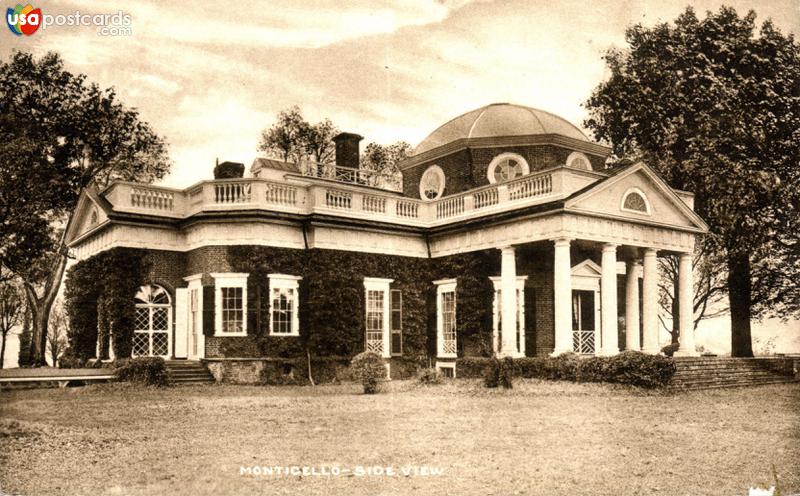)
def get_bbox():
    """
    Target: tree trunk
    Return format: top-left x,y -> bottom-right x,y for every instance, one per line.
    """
24,250 -> 68,367
728,253 -> 754,357
0,332 -> 6,369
